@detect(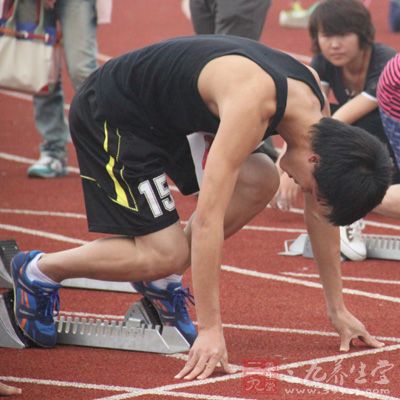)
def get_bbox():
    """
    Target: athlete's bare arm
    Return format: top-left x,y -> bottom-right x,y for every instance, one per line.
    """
176,56 -> 276,380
